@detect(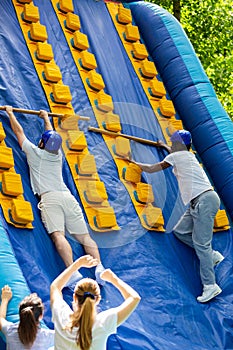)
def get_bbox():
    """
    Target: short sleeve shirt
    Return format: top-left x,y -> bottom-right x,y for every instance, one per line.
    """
22,139 -> 69,195
52,296 -> 117,350
1,319 -> 54,350
164,151 -> 212,205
